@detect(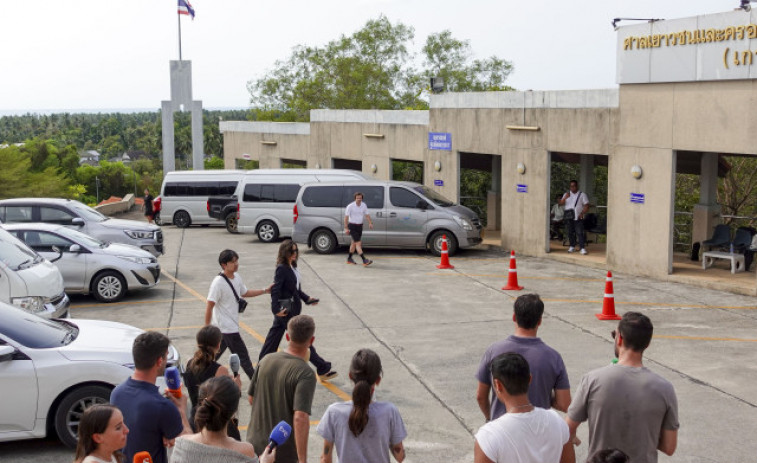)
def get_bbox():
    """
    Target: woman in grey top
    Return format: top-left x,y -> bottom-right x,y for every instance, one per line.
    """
170,376 -> 274,463
317,349 -> 407,463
